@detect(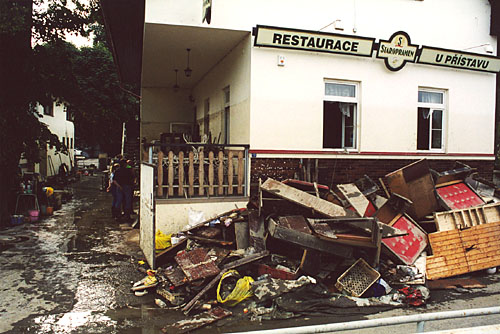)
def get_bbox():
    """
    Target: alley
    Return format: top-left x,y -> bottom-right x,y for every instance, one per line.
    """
0,175 -> 146,333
